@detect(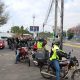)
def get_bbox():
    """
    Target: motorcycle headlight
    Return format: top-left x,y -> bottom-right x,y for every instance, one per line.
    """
0,44 -> 2,46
